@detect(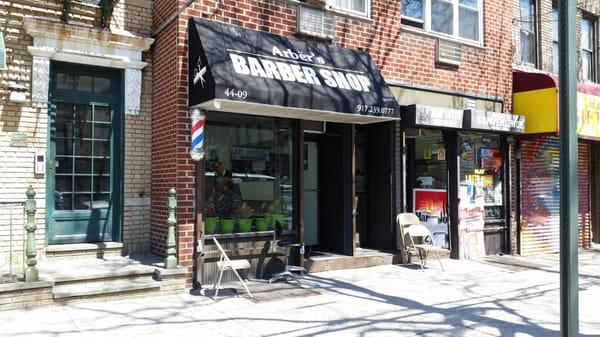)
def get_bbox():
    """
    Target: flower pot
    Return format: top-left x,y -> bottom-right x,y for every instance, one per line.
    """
205,217 -> 218,235
271,213 -> 288,230
255,217 -> 269,231
220,218 -> 235,234
238,218 -> 253,233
